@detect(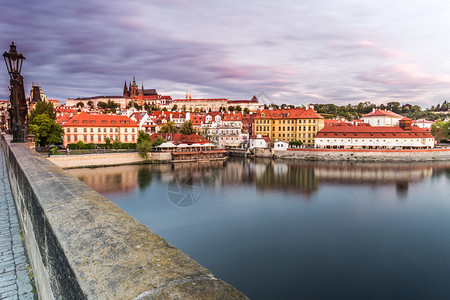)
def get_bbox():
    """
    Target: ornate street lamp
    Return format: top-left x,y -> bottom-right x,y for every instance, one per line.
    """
3,42 -> 27,142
